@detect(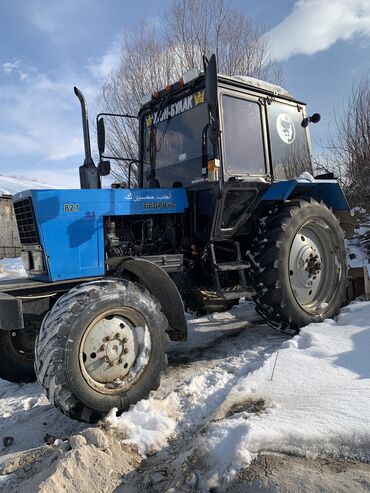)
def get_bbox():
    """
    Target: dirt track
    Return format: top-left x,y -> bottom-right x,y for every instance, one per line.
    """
230,454 -> 370,493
